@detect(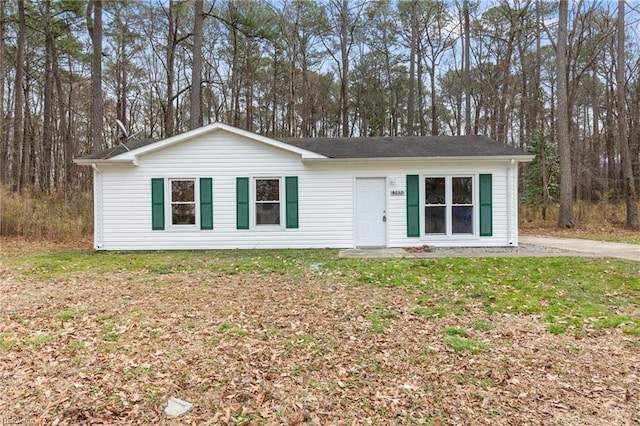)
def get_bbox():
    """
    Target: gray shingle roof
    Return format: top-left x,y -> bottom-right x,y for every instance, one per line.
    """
78,134 -> 529,161
277,135 -> 528,158
79,138 -> 158,160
